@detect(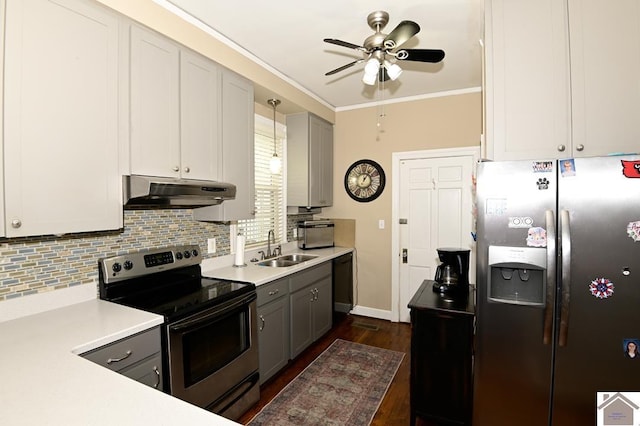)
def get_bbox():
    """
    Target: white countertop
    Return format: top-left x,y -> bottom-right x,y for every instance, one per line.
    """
0,299 -> 239,426
201,246 -> 353,286
0,245 -> 352,425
